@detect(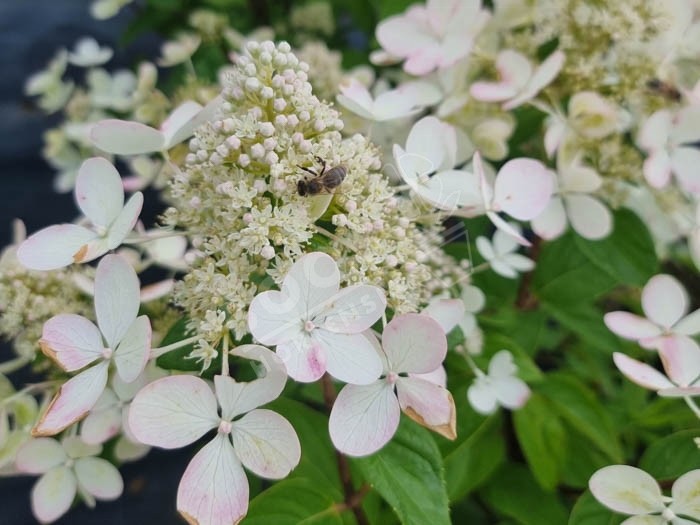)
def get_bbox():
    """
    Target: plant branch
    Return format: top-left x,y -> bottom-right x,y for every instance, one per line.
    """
321,374 -> 370,525
515,236 -> 542,310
